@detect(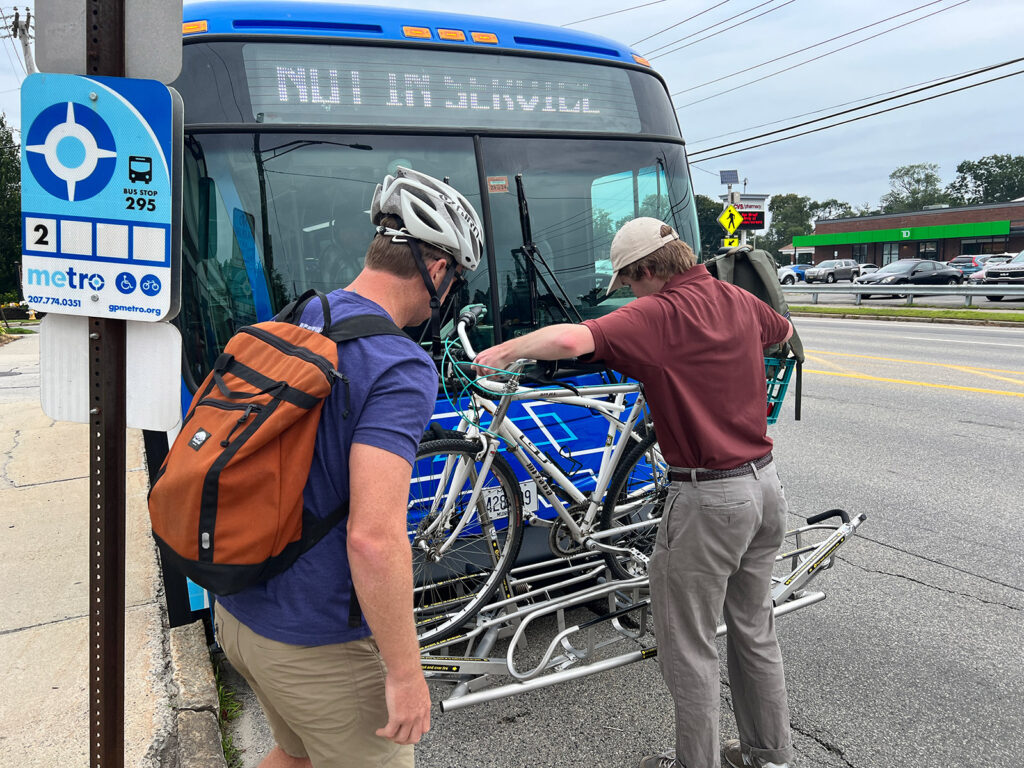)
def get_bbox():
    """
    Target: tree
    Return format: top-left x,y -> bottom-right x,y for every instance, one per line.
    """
811,198 -> 853,222
946,154 -> 1024,205
879,162 -> 951,213
756,193 -> 814,262
694,193 -> 723,260
0,114 -> 20,303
